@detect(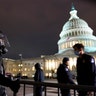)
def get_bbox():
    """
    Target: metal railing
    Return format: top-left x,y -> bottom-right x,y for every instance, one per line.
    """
14,79 -> 96,96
